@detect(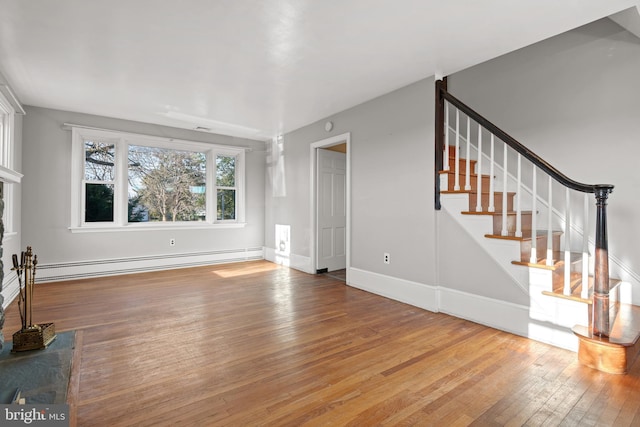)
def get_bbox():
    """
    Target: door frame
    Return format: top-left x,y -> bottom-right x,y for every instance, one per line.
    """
310,132 -> 351,281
